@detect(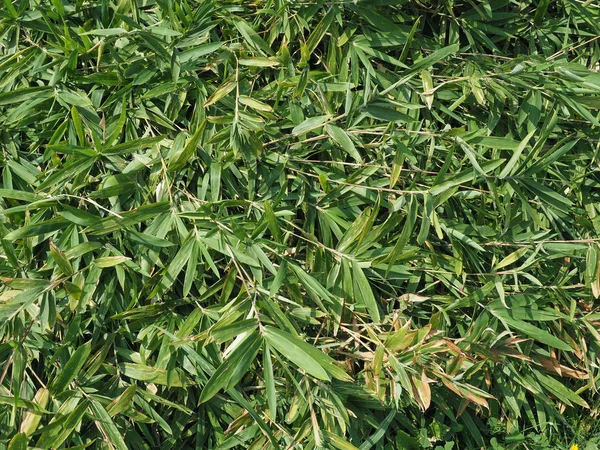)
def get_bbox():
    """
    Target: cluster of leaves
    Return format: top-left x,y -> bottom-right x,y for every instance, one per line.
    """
1,0 -> 600,448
